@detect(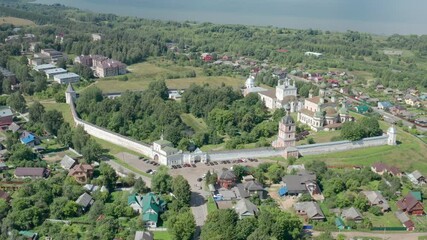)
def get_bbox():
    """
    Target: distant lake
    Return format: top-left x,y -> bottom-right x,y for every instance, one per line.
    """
34,0 -> 427,35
